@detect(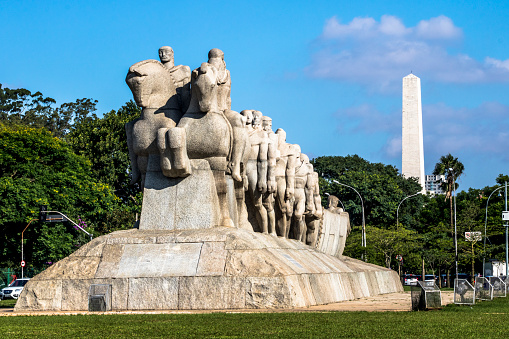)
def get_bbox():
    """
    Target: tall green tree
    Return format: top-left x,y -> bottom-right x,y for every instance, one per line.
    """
432,153 -> 465,236
312,155 -> 424,228
66,100 -> 141,201
0,84 -> 97,138
65,101 -> 142,233
0,123 -> 119,268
